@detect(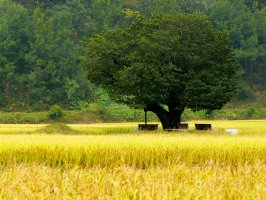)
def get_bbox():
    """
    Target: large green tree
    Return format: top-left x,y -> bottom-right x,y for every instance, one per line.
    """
82,14 -> 240,129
